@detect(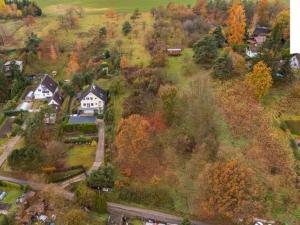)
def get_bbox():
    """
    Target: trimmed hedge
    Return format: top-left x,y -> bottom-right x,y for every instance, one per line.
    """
47,166 -> 86,183
64,136 -> 98,144
4,110 -> 26,117
63,123 -> 98,133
